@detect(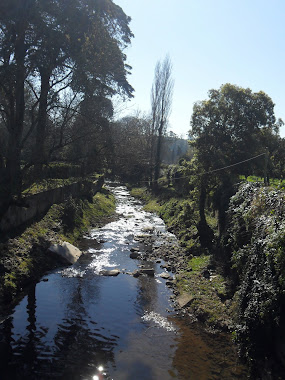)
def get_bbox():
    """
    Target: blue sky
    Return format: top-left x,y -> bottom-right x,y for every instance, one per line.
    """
115,0 -> 285,138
